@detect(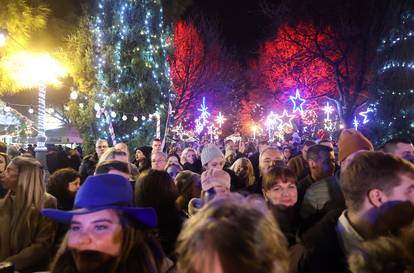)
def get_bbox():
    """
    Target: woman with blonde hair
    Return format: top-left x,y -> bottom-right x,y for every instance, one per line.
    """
0,156 -> 57,272
176,193 -> 289,273
181,147 -> 201,174
230,157 -> 256,189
